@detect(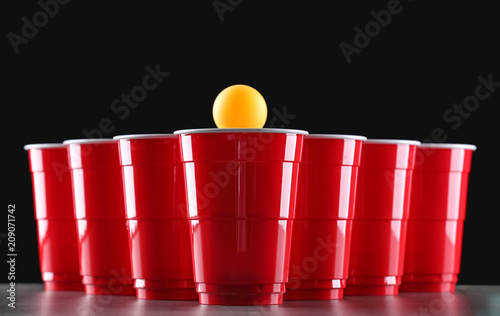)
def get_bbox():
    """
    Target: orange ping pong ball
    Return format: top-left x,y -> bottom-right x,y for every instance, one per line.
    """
213,84 -> 268,128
